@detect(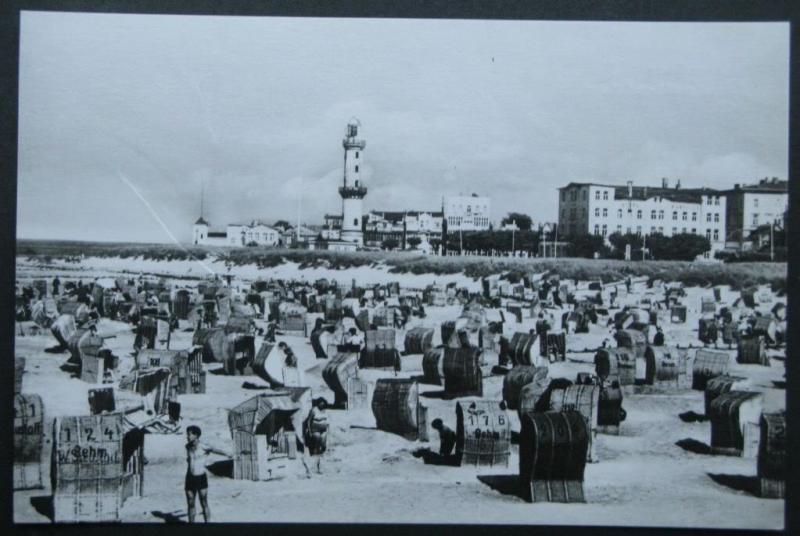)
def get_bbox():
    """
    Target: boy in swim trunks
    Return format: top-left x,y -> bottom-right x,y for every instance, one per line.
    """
185,425 -> 229,523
